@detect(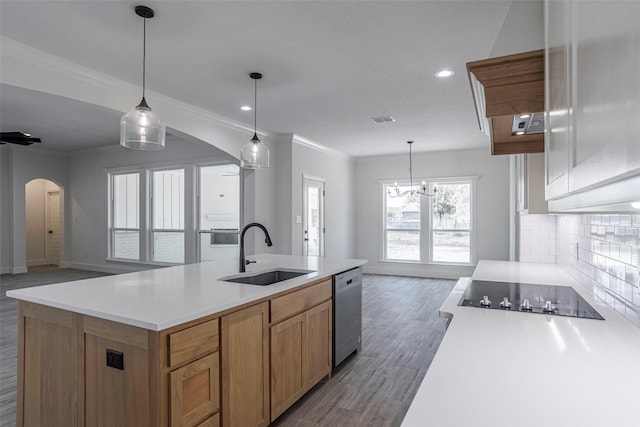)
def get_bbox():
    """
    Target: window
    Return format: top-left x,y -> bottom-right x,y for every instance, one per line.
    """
431,181 -> 472,263
108,160 -> 240,266
382,178 -> 475,265
197,164 -> 240,262
152,169 -> 185,263
383,185 -> 420,261
111,172 -> 140,260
